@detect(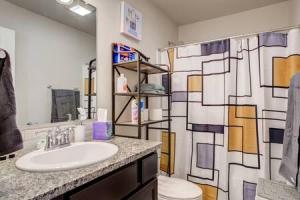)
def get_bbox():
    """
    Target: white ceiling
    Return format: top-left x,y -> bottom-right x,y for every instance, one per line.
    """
5,0 -> 96,36
150,0 -> 288,25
